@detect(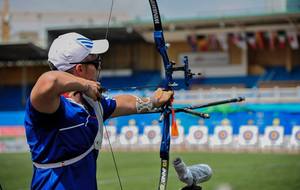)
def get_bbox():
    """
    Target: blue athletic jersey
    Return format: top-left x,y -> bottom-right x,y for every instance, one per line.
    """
24,95 -> 116,190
